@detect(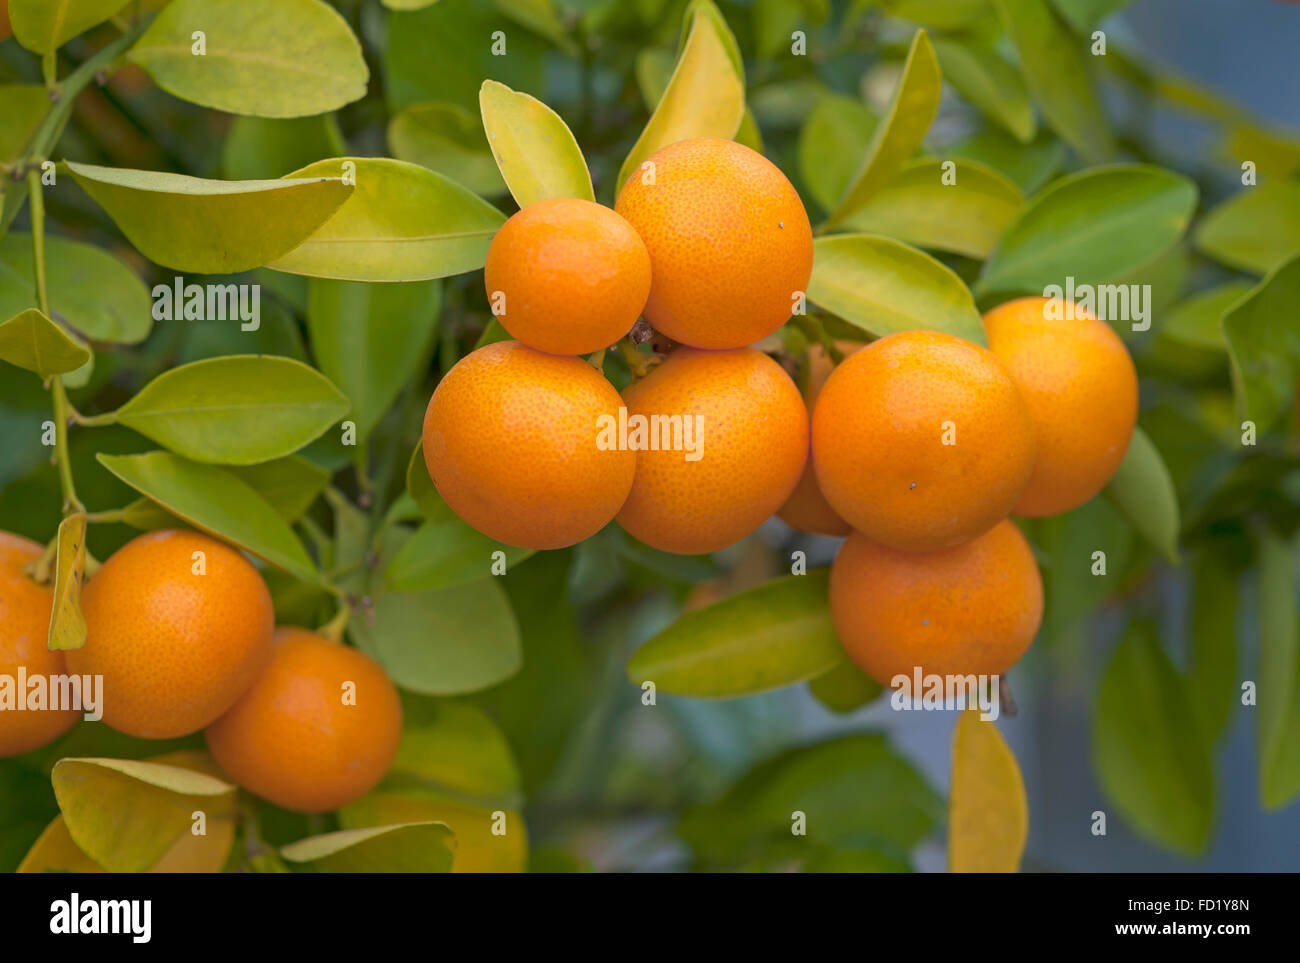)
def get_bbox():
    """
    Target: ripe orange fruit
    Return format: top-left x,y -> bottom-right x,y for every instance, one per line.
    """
484,197 -> 651,356
777,342 -> 863,536
614,137 -> 813,349
983,296 -> 1139,517
423,340 -> 635,550
206,628 -> 403,814
0,532 -> 80,757
830,519 -> 1043,685
615,347 -> 807,555
812,330 -> 1036,552
66,530 -> 273,739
